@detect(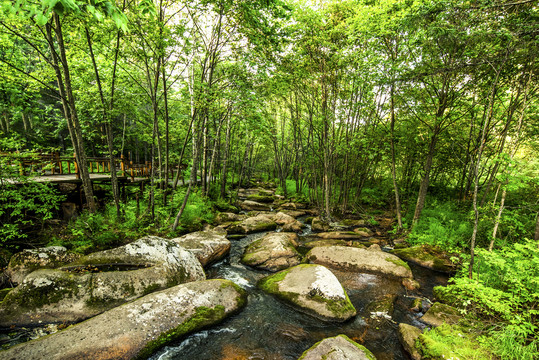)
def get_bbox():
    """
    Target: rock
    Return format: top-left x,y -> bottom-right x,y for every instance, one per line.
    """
57,183 -> 78,194
227,214 -> 277,234
411,298 -> 423,312
313,231 -> 366,240
301,239 -> 365,249
240,200 -> 272,212
172,231 -> 231,267
280,202 -> 306,210
398,323 -> 422,360
298,334 -> 376,360
6,246 -> 81,285
247,194 -> 275,203
402,278 -> 421,291
368,294 -> 397,319
0,237 -> 205,327
281,210 -> 307,218
420,302 -> 461,327
390,245 -> 455,273
242,232 -> 301,271
272,211 -> 296,225
311,217 -> 330,232
339,219 -> 367,227
353,227 -> 373,237
259,264 -> 356,322
0,279 -> 247,360
305,245 -> 413,279
215,212 -> 240,224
